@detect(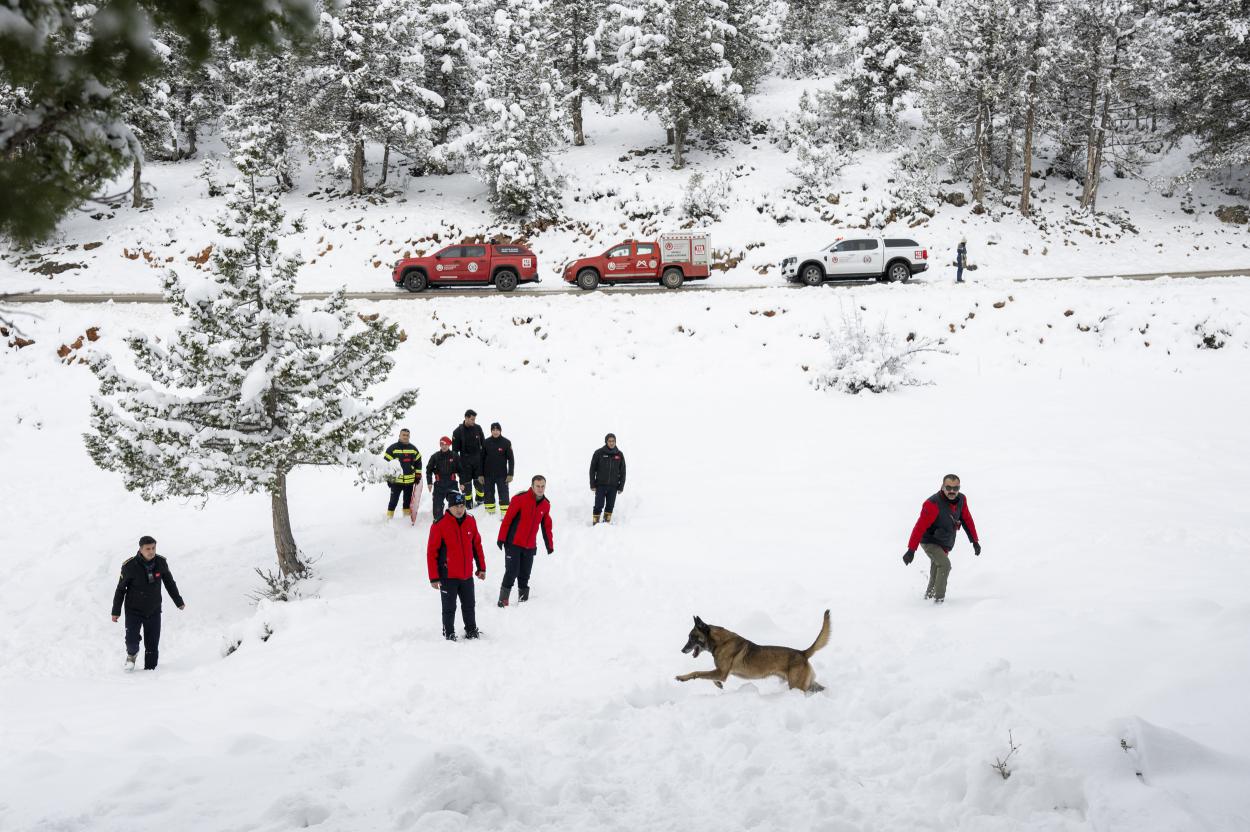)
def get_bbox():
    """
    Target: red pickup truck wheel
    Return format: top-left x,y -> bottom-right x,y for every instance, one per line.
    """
576,269 -> 600,290
402,270 -> 428,292
661,268 -> 684,289
494,269 -> 519,292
